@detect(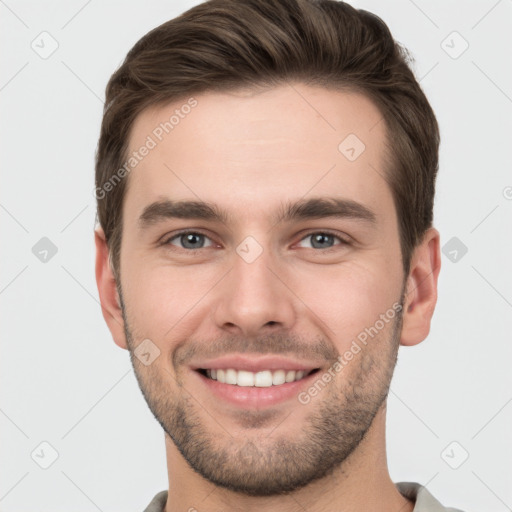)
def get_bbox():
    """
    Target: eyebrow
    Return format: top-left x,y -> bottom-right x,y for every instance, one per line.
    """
138,197 -> 377,230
